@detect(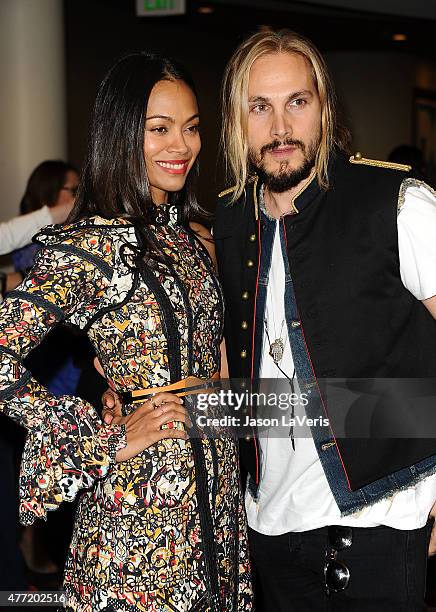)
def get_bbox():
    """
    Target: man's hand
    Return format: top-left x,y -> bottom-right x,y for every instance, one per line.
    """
428,501 -> 436,556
